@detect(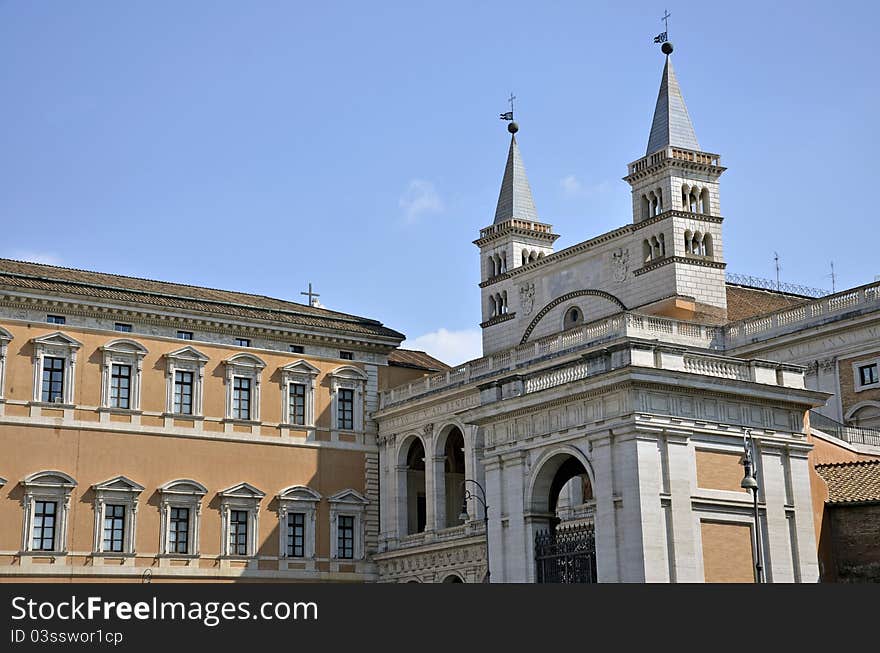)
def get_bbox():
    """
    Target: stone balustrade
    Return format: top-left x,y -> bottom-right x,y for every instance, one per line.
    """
727,280 -> 880,349
380,310 -> 809,409
380,312 -> 727,408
